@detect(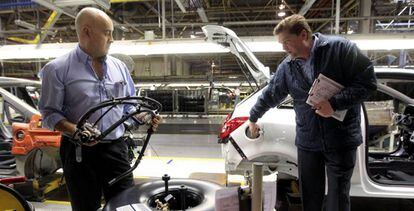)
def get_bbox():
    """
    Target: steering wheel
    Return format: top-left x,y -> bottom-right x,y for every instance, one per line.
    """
73,96 -> 162,185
